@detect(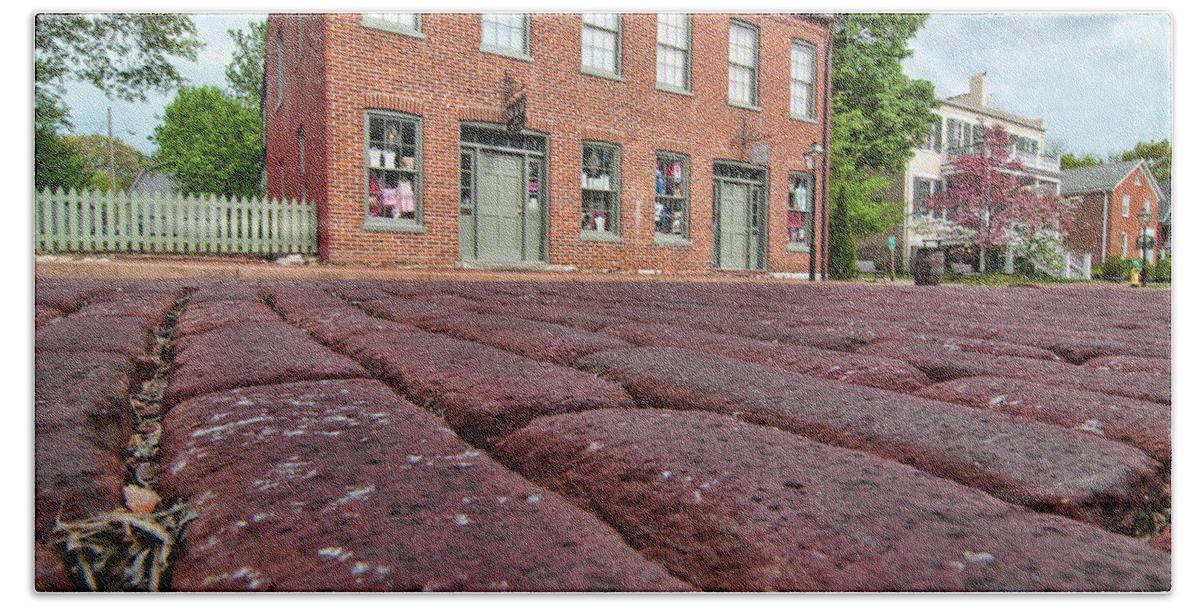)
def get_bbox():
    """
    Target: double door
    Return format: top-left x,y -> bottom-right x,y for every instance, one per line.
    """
459,147 -> 545,264
713,165 -> 767,271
